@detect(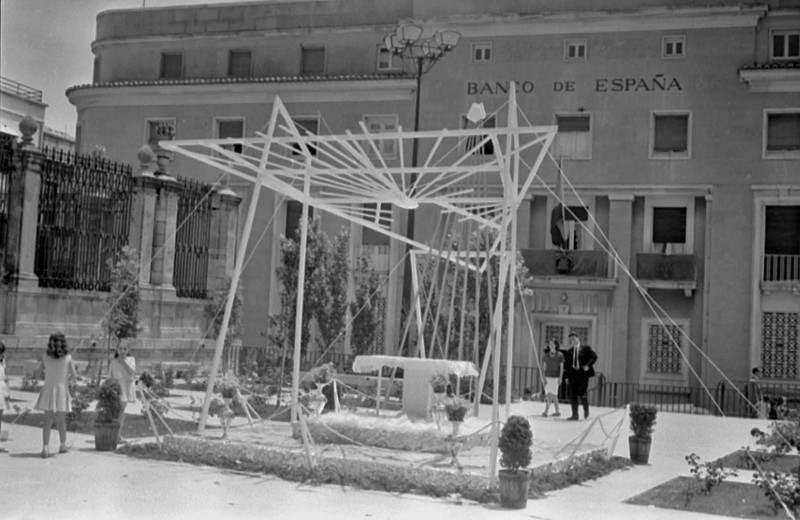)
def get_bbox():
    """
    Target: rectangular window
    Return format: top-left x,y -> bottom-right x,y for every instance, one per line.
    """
228,50 -> 252,77
93,57 -> 101,83
462,115 -> 496,156
550,203 -> 590,250
145,119 -> 176,148
285,200 -> 313,241
564,39 -> 587,61
651,112 -> 691,158
215,118 -> 244,154
376,46 -> 400,71
291,117 -> 319,156
160,52 -> 183,79
765,111 -> 800,158
772,31 -> 800,60
301,46 -> 326,75
652,207 -> 687,245
765,206 -> 800,255
554,114 -> 591,160
471,42 -> 492,63
662,35 -> 686,58
363,115 -> 398,159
